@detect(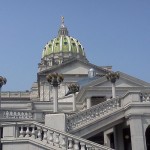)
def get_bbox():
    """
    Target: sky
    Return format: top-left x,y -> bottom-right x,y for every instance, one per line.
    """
0,0 -> 150,91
